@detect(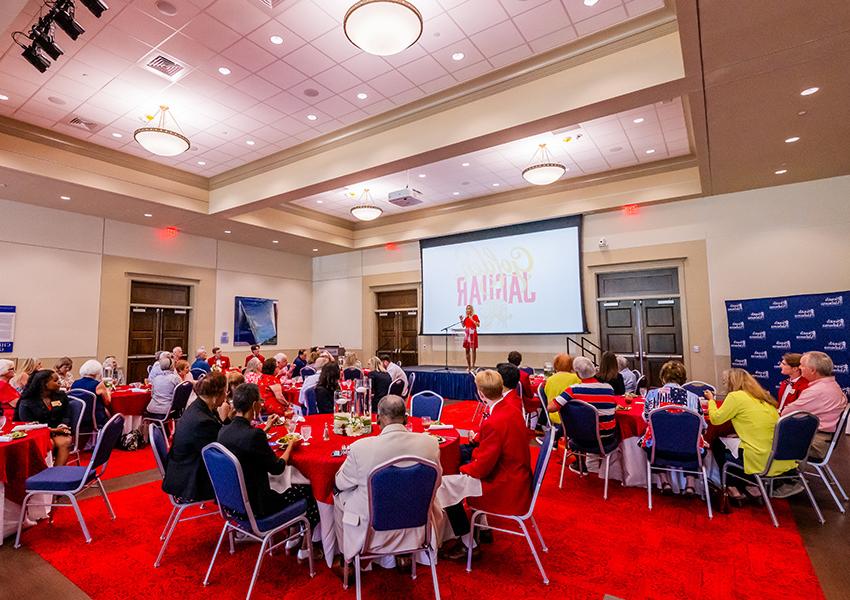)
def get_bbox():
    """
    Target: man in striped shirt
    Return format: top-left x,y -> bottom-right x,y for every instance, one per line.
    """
547,356 -> 617,474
